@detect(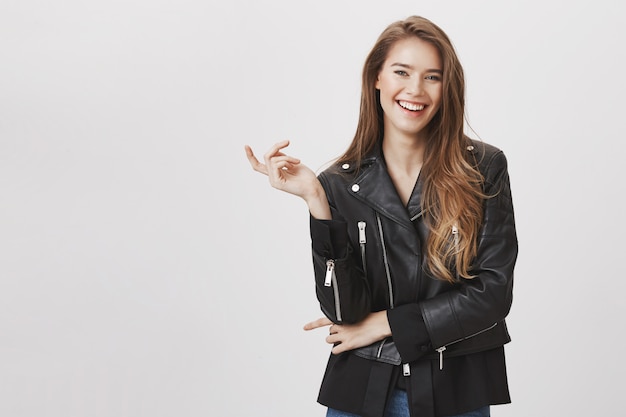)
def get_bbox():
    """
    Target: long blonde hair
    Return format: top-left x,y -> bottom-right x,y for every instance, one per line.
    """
337,16 -> 485,283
